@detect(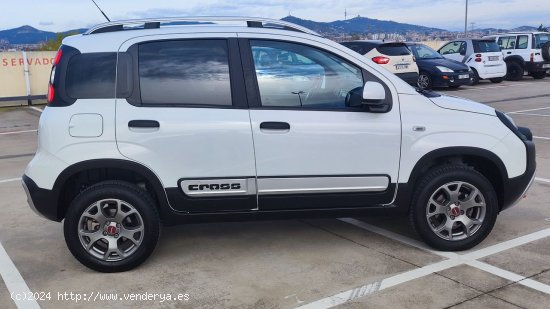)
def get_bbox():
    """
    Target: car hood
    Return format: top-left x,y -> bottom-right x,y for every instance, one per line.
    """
418,58 -> 469,70
429,94 -> 495,116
